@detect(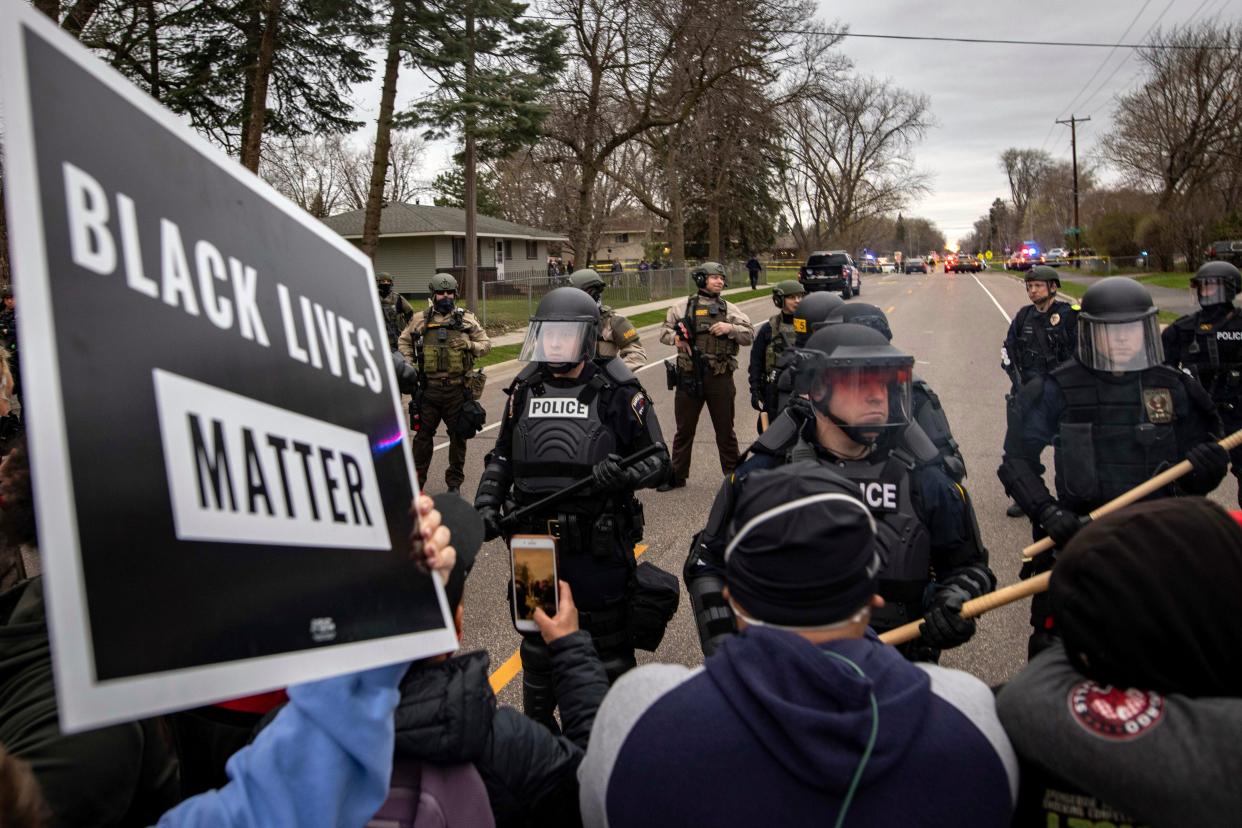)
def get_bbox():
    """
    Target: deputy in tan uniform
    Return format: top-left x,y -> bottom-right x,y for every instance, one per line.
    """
658,261 -> 754,489
568,268 -> 647,370
397,273 -> 491,494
